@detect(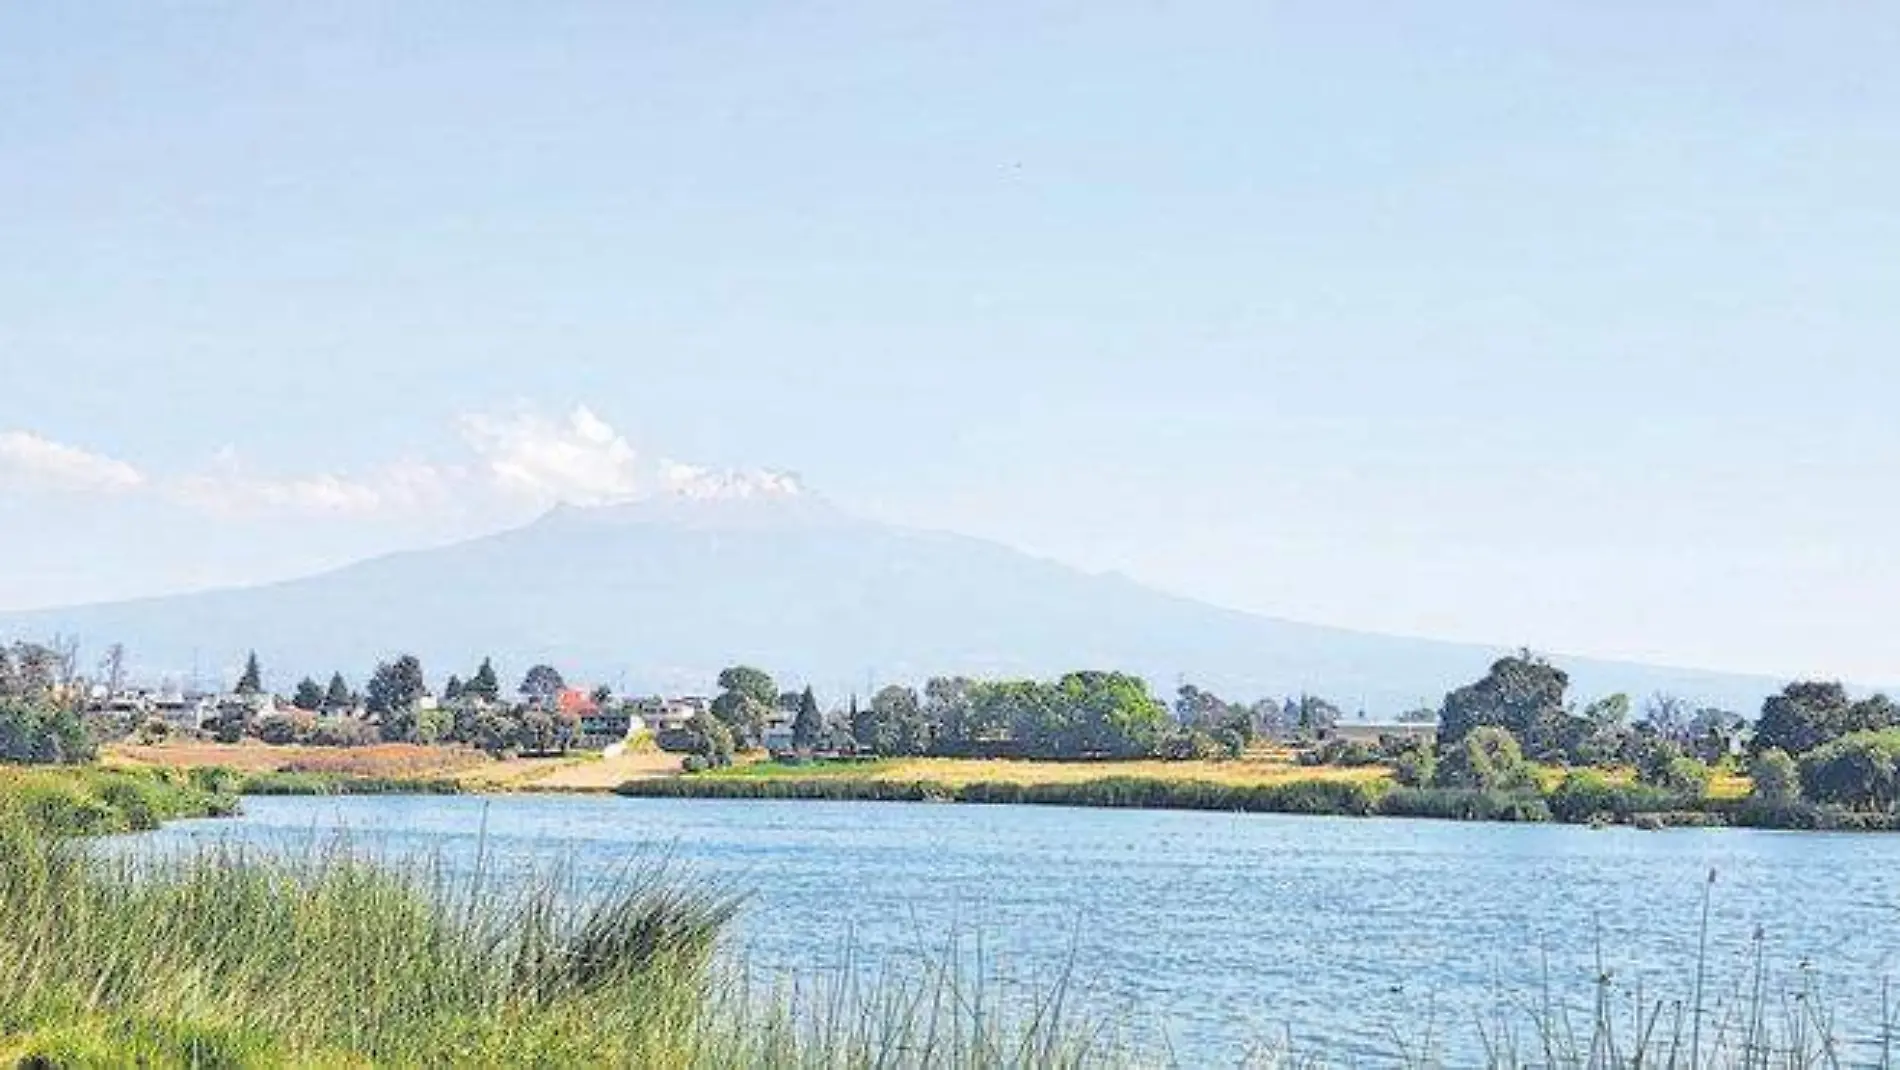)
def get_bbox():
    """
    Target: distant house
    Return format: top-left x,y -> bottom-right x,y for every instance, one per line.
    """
563,688 -> 637,749
1329,722 -> 1436,745
150,693 -> 213,730
635,696 -> 706,735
